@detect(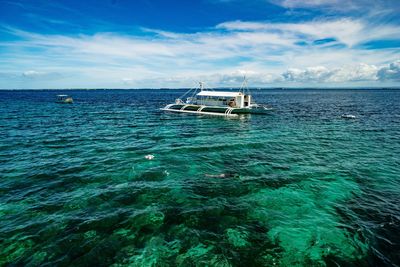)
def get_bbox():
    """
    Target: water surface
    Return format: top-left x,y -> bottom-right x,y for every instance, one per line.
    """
0,89 -> 399,266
